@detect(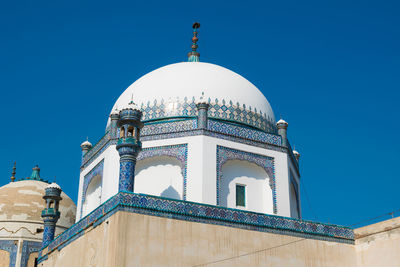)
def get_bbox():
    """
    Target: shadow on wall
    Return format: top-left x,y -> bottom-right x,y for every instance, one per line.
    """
220,160 -> 273,214
135,156 -> 183,200
160,185 -> 180,200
